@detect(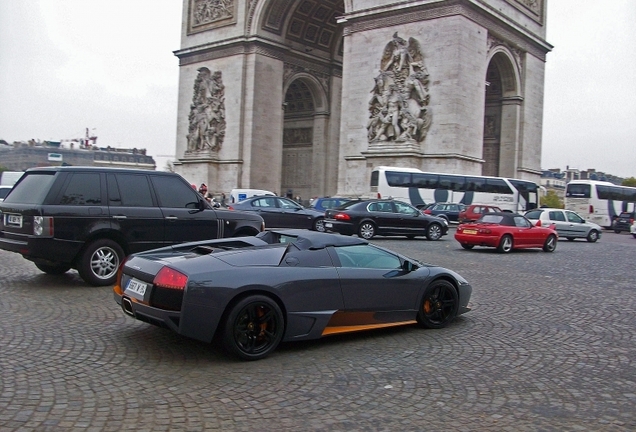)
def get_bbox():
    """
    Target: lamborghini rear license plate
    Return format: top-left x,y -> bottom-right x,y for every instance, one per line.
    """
126,278 -> 147,298
5,214 -> 22,228
463,229 -> 477,234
